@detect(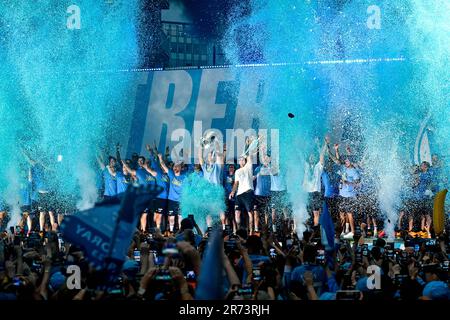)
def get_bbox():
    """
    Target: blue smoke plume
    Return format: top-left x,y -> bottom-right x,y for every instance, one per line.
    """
223,0 -> 449,236
180,173 -> 225,228
0,1 -> 139,211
